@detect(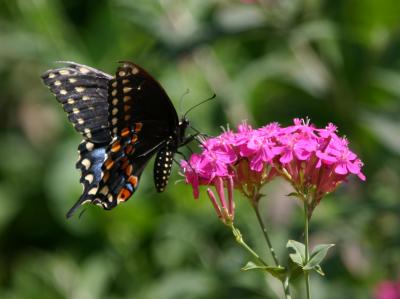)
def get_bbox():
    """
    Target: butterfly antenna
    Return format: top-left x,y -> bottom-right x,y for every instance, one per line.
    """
179,89 -> 190,116
183,94 -> 216,118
